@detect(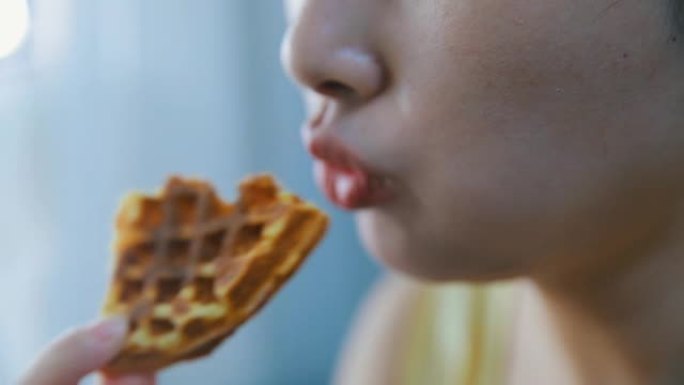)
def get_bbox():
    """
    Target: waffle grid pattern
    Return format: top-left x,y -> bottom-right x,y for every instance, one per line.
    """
101,175 -> 328,373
